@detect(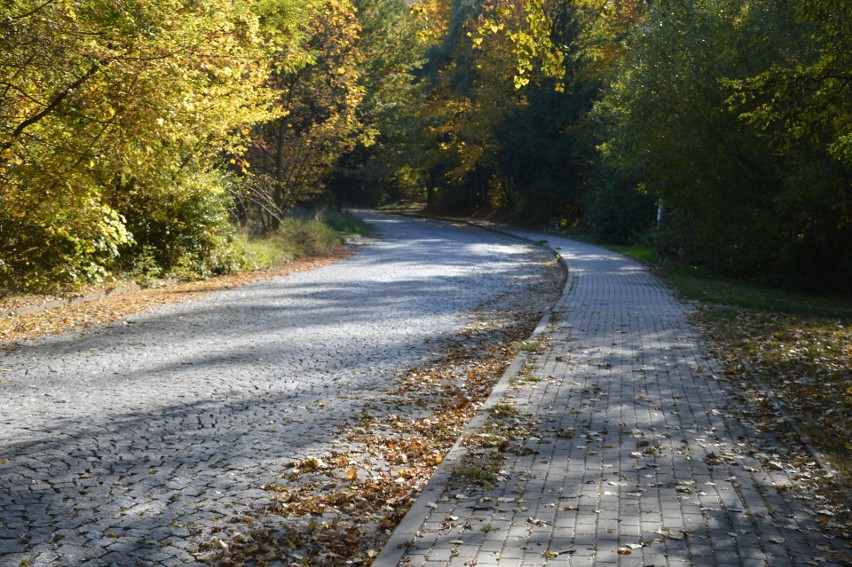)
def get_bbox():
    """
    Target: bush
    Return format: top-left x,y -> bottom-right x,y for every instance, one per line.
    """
318,208 -> 369,235
0,202 -> 130,292
587,179 -> 656,245
236,215 -> 348,270
119,170 -> 241,279
277,217 -> 343,258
